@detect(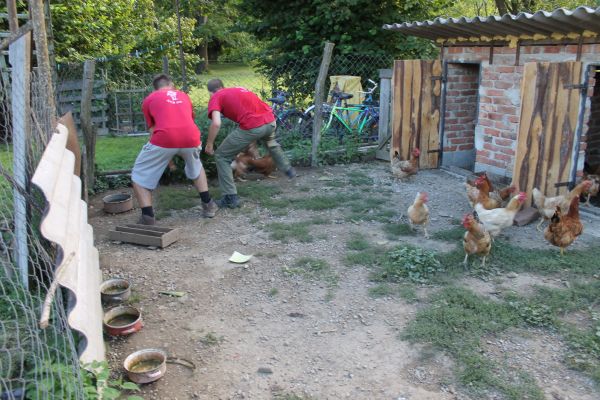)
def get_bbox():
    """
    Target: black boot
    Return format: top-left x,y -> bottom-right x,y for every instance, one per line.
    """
216,194 -> 241,209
